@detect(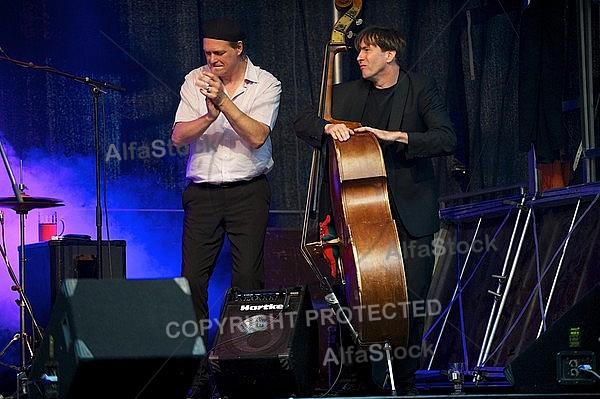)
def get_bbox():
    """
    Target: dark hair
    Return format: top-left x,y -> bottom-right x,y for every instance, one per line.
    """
354,26 -> 407,66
